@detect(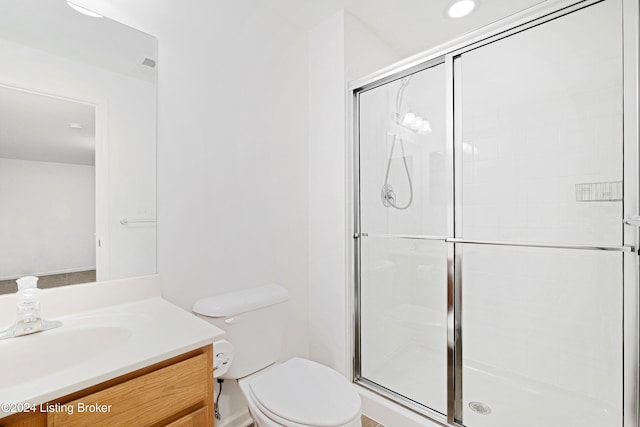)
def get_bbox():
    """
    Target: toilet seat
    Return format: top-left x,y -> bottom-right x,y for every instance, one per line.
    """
242,358 -> 361,427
